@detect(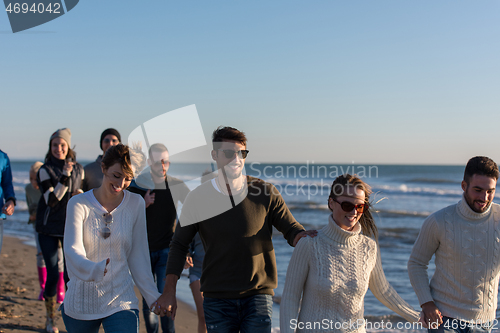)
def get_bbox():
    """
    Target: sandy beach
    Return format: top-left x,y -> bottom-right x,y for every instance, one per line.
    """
0,236 -> 197,333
